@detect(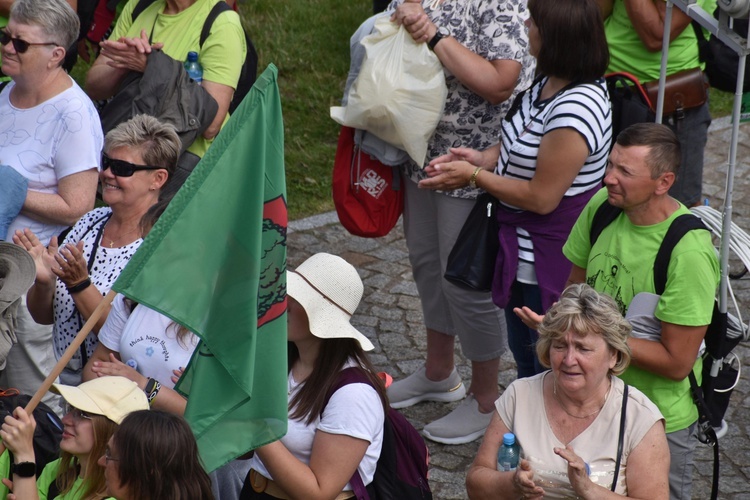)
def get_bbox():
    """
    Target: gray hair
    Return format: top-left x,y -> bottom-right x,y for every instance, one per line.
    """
10,0 -> 79,55
536,283 -> 632,376
104,115 -> 181,178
